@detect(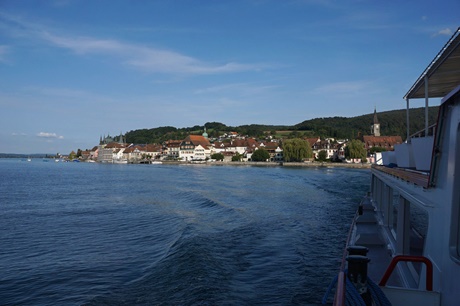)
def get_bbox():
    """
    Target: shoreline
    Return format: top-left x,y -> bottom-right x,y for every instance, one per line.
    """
160,160 -> 371,169
6,157 -> 371,169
